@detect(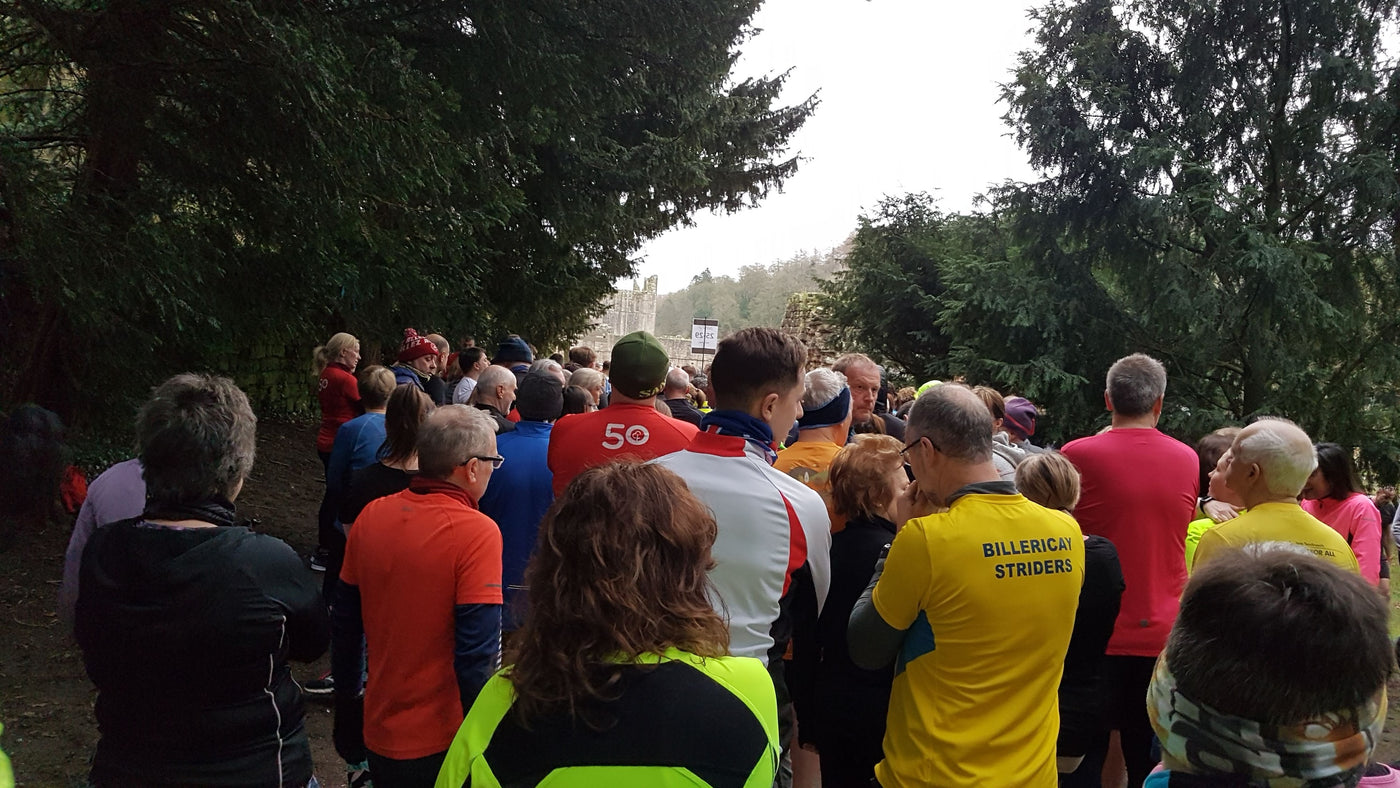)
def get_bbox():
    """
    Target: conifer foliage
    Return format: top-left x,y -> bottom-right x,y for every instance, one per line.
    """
0,1 -> 813,422
826,0 -> 1400,465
